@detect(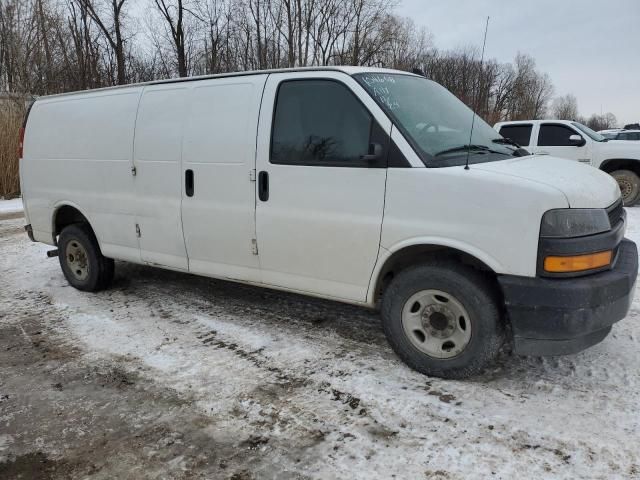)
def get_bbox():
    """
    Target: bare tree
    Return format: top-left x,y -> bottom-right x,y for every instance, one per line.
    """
73,0 -> 129,85
0,0 -> 602,129
505,53 -> 553,120
586,112 -> 618,131
152,0 -> 202,77
3,0 -> 615,199
552,94 -> 579,120
0,0 -> 36,93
